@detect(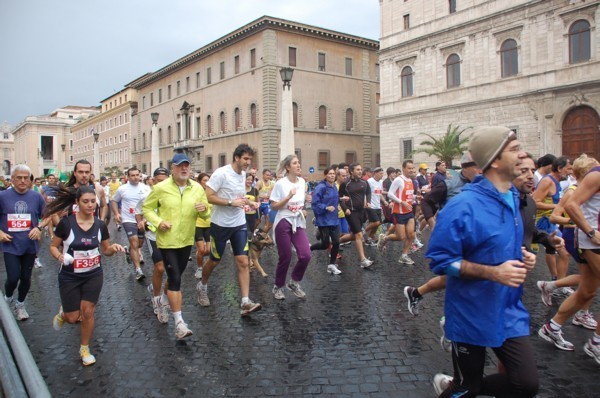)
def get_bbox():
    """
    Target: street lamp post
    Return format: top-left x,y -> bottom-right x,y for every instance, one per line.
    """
61,144 -> 66,174
151,112 -> 159,173
92,129 -> 100,178
279,67 -> 294,161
